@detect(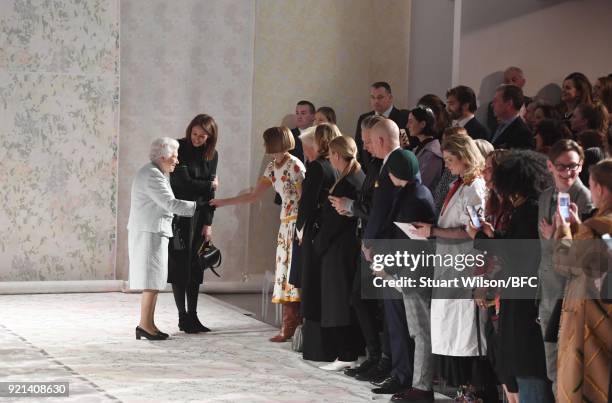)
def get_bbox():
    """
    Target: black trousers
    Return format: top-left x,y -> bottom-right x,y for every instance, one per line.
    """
351,257 -> 390,359
383,288 -> 415,386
